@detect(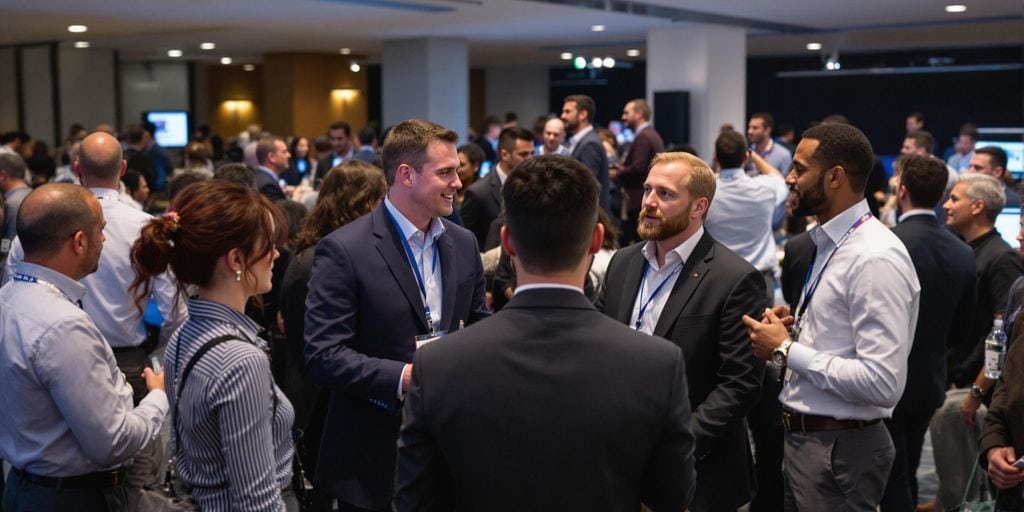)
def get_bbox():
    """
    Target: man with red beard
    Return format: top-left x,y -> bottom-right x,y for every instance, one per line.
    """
597,151 -> 766,512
